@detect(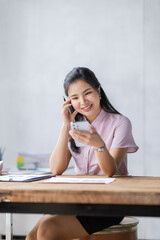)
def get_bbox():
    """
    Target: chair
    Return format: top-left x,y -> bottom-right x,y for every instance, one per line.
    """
73,216 -> 138,240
